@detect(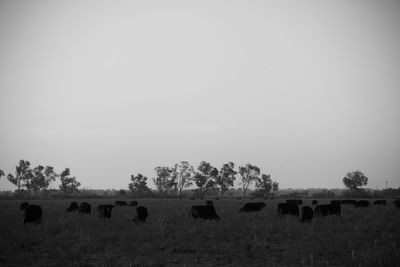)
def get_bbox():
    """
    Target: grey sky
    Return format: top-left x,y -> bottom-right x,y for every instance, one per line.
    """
1,0 -> 399,191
